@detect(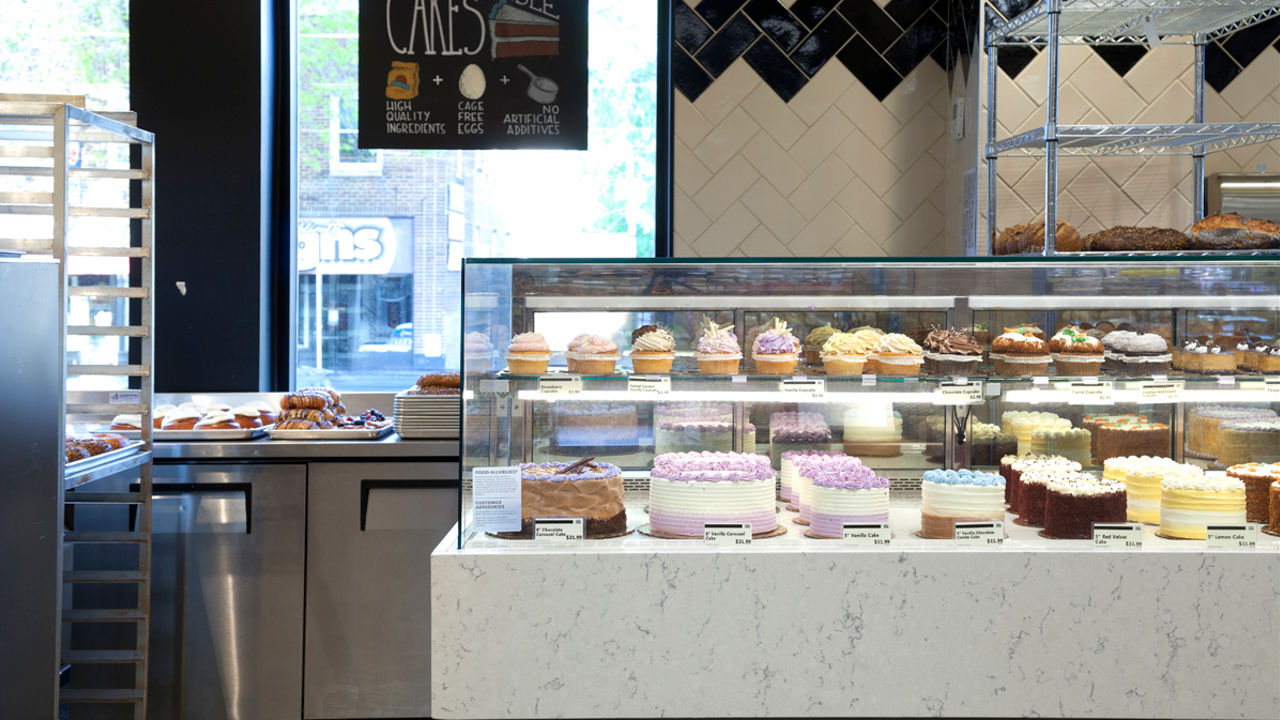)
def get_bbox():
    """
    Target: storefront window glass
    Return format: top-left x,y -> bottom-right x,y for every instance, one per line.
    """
297,0 -> 658,390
